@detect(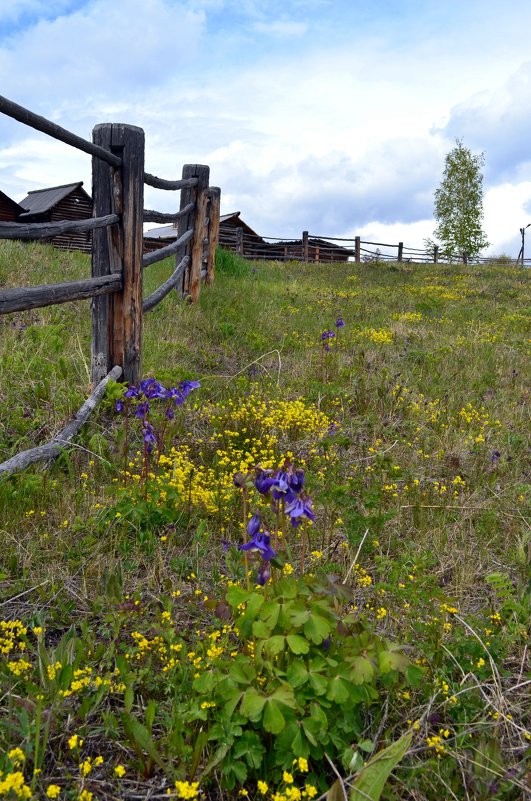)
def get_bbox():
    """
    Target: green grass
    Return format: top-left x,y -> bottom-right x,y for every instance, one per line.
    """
0,241 -> 529,800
